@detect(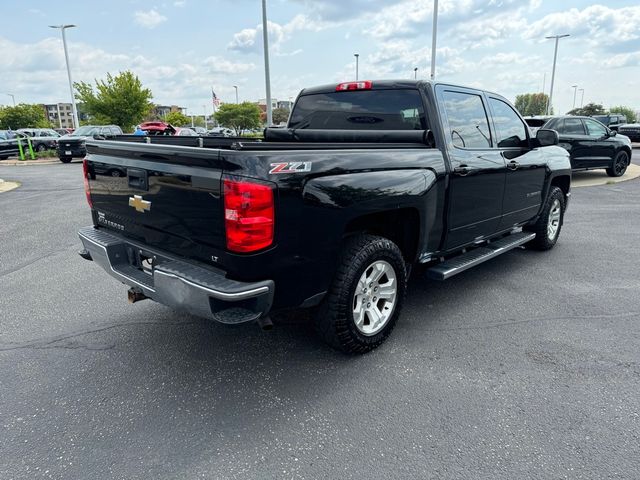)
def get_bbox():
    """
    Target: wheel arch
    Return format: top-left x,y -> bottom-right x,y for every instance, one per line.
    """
343,208 -> 421,263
